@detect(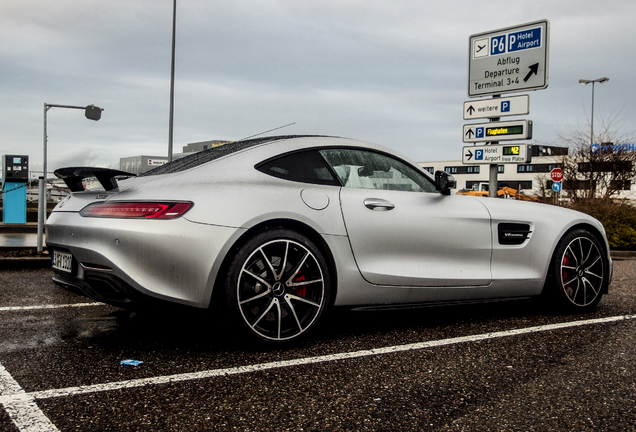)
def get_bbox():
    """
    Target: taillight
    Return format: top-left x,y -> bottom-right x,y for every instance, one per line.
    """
80,202 -> 193,219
